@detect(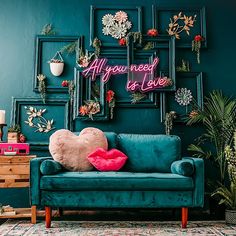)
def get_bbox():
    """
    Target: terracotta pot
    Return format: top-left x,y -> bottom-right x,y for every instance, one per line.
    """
7,132 -> 19,143
226,209 -> 236,224
49,62 -> 64,76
